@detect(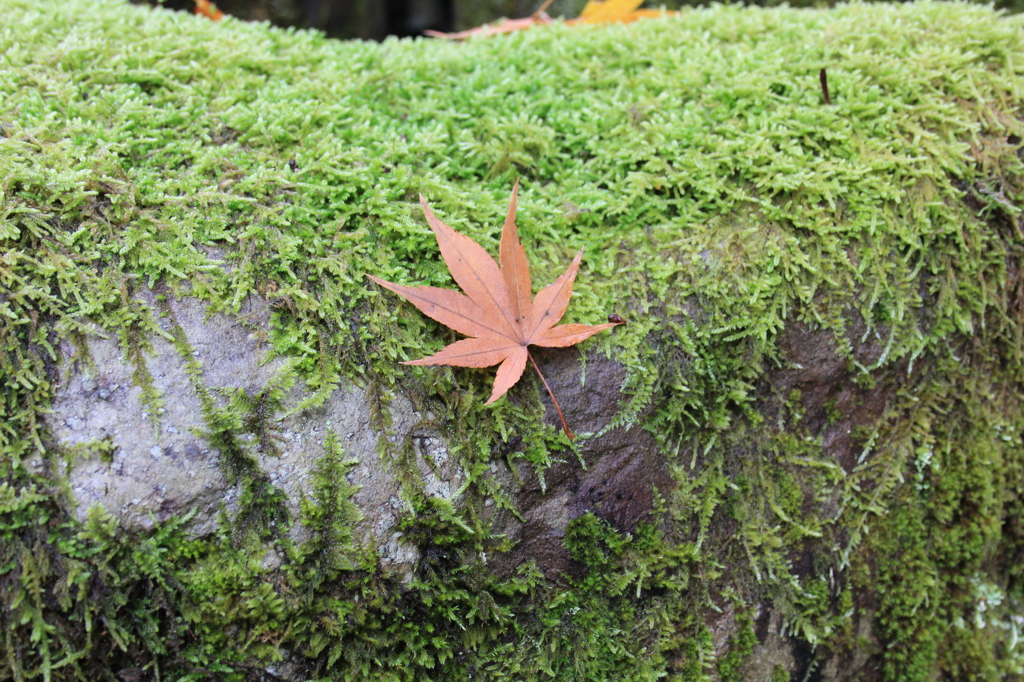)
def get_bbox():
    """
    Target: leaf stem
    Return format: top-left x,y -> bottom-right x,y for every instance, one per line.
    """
528,351 -> 574,441
534,0 -> 556,16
